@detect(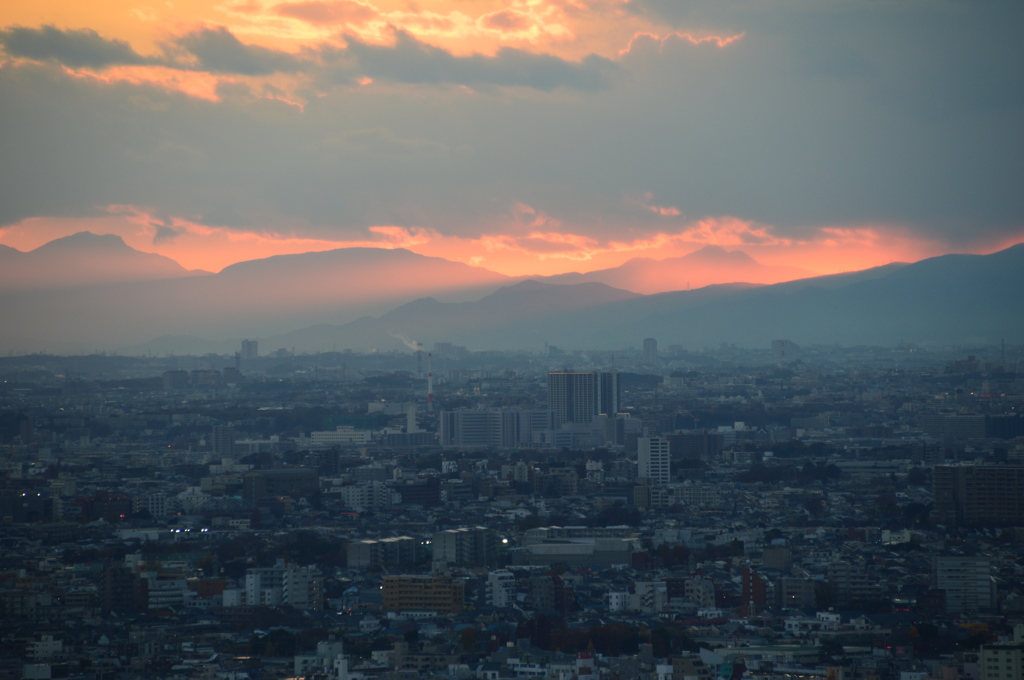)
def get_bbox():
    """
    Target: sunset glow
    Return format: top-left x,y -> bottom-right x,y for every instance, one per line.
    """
1,0 -> 1021,296
0,207 -> 983,282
